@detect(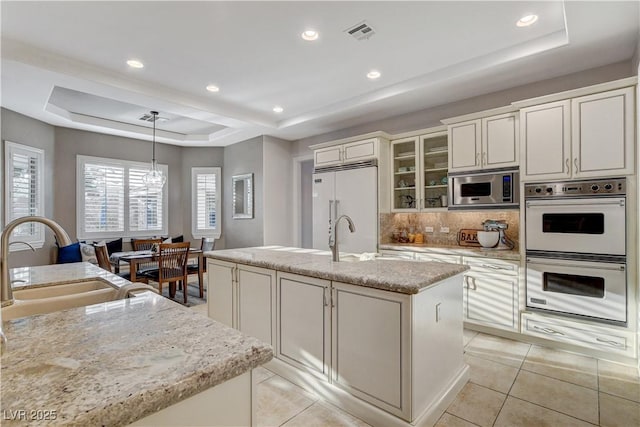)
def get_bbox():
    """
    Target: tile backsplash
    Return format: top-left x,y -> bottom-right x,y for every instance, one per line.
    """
380,210 -> 520,249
